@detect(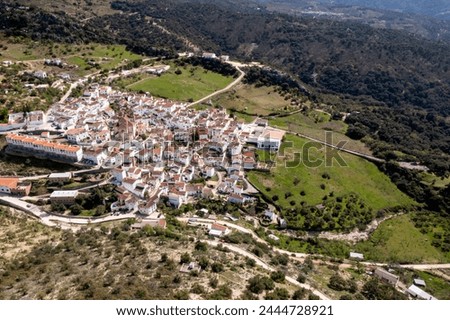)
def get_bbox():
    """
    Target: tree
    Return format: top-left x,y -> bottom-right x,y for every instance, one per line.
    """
362,278 -> 405,300
174,290 -> 190,300
209,276 -> 219,289
265,288 -> 290,300
292,288 -> 307,299
247,276 -> 275,294
240,290 -> 258,300
246,258 -> 256,268
95,205 -> 106,216
70,203 -> 83,215
195,241 -> 208,251
328,273 -> 347,291
190,283 -> 205,294
297,272 -> 306,283
198,256 -> 209,270
270,270 -> 286,283
51,202 -> 66,212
